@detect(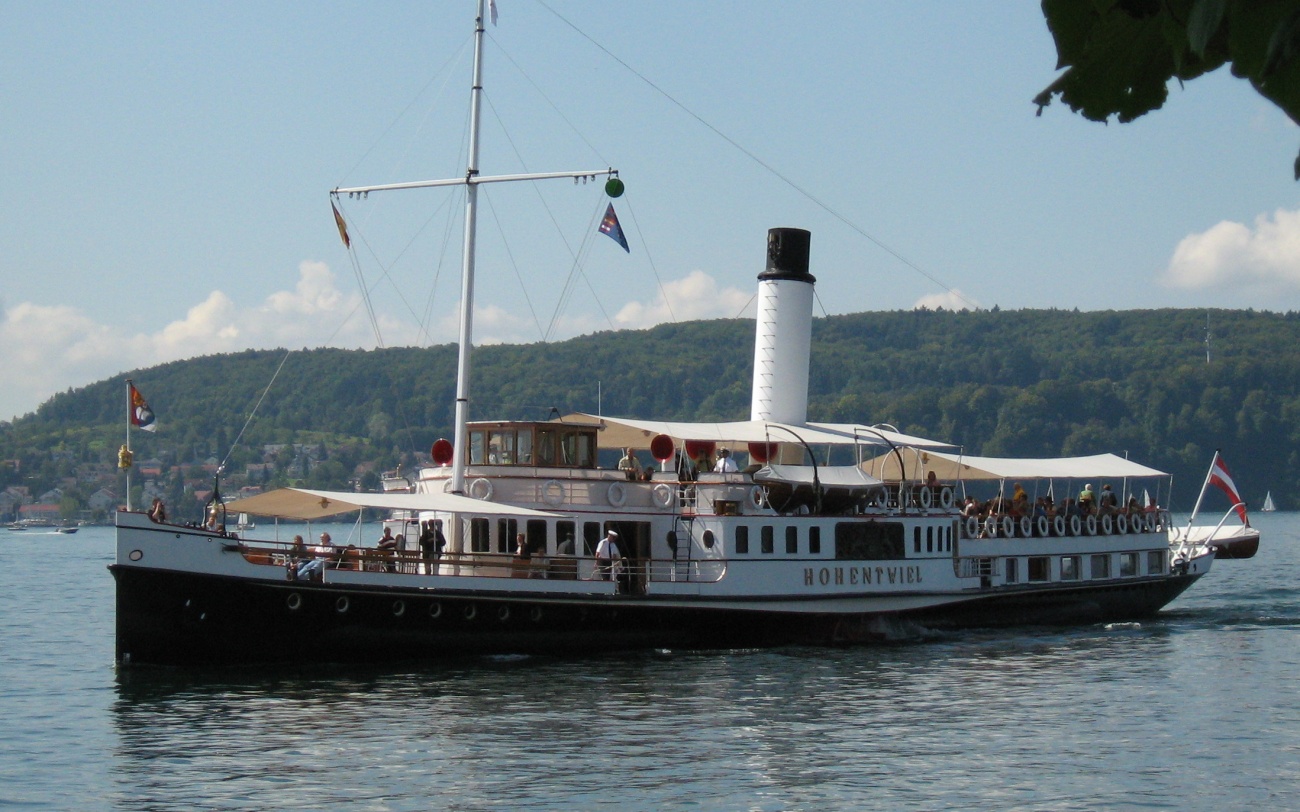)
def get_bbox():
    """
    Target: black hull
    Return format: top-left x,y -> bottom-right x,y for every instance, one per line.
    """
110,565 -> 1204,667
